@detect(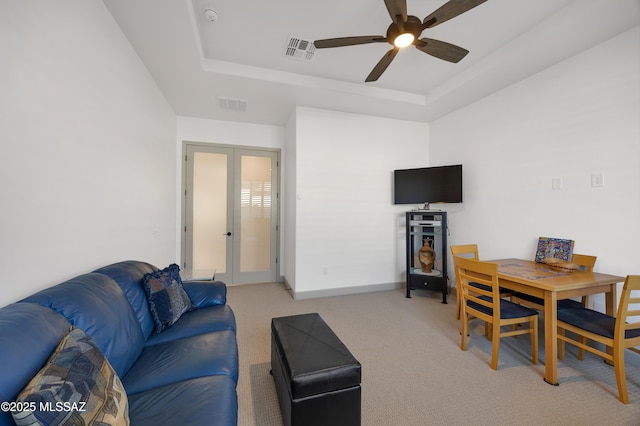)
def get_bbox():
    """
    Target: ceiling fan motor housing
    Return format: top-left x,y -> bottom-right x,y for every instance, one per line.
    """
387,15 -> 422,46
